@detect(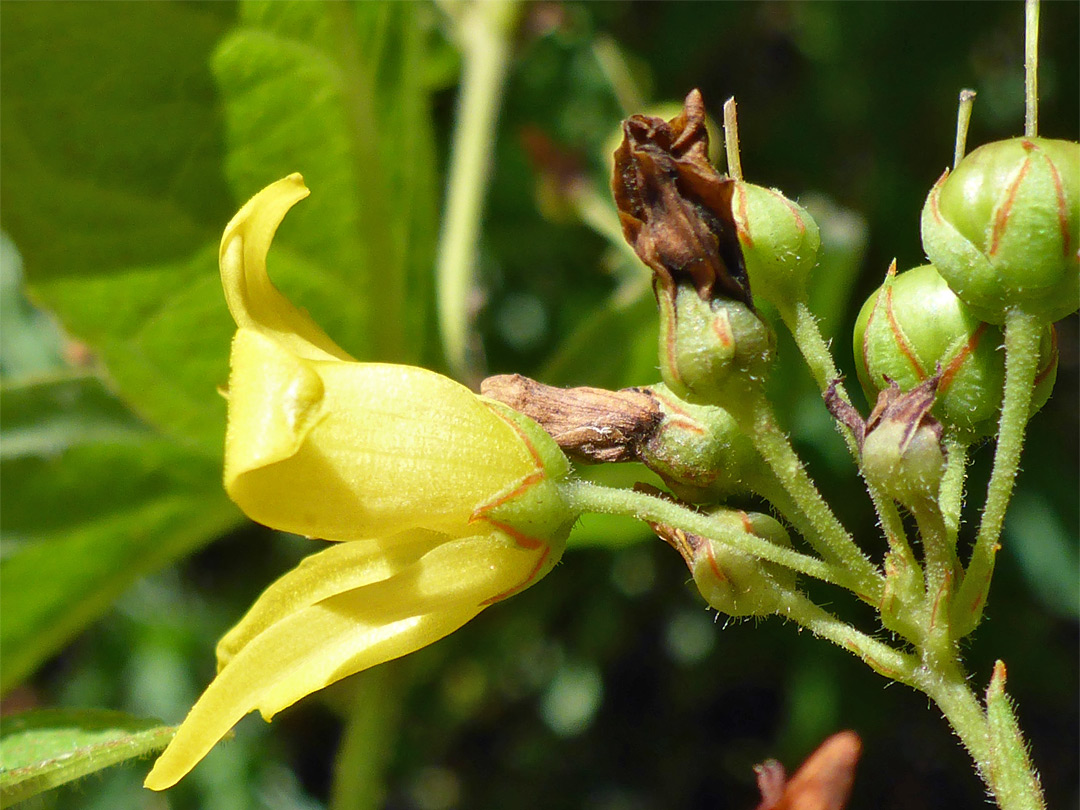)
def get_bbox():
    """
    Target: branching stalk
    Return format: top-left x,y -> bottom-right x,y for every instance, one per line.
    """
562,480 -> 861,593
733,392 -> 883,601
